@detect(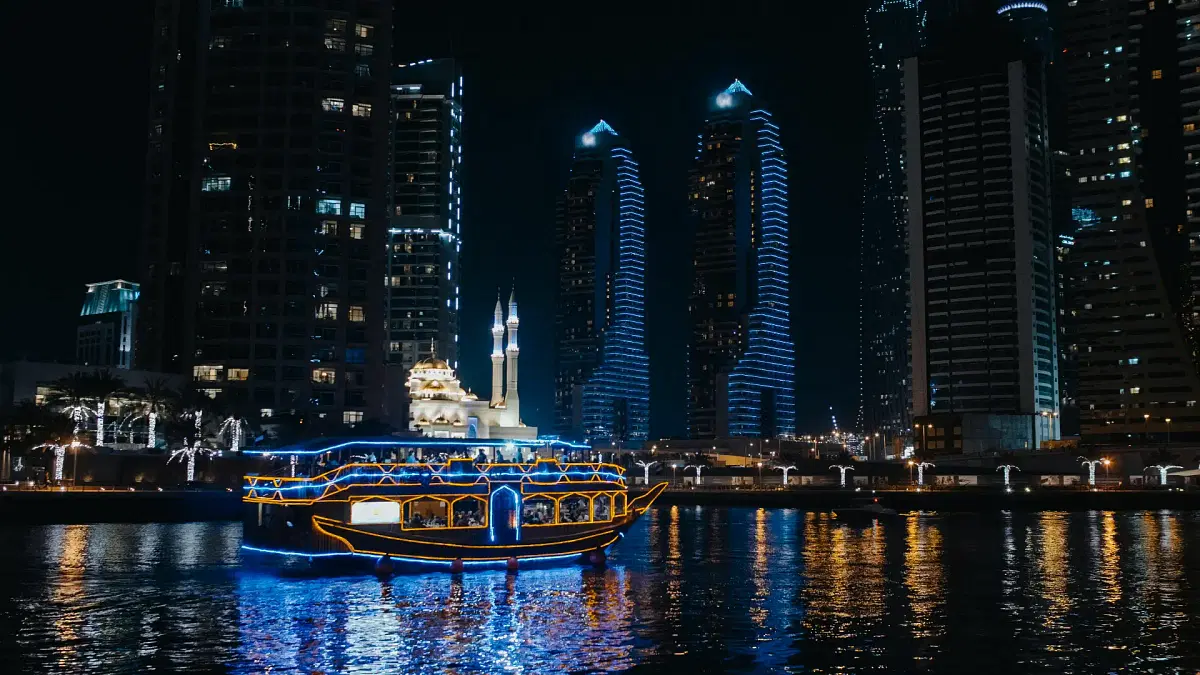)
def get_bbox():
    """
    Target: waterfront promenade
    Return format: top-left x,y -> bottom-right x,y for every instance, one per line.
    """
0,483 -> 1195,524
